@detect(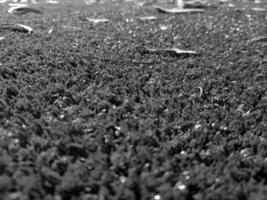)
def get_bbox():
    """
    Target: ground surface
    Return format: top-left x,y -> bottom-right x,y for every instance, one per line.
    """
0,0 -> 266,200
